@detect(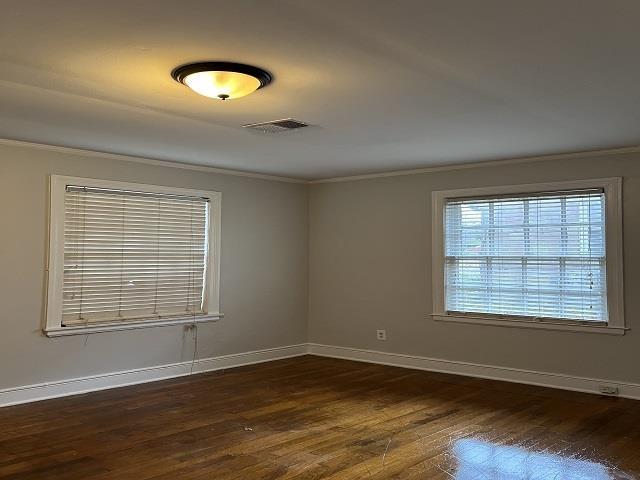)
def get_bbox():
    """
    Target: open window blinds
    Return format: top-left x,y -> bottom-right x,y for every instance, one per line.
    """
62,186 -> 210,326
444,190 -> 607,322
